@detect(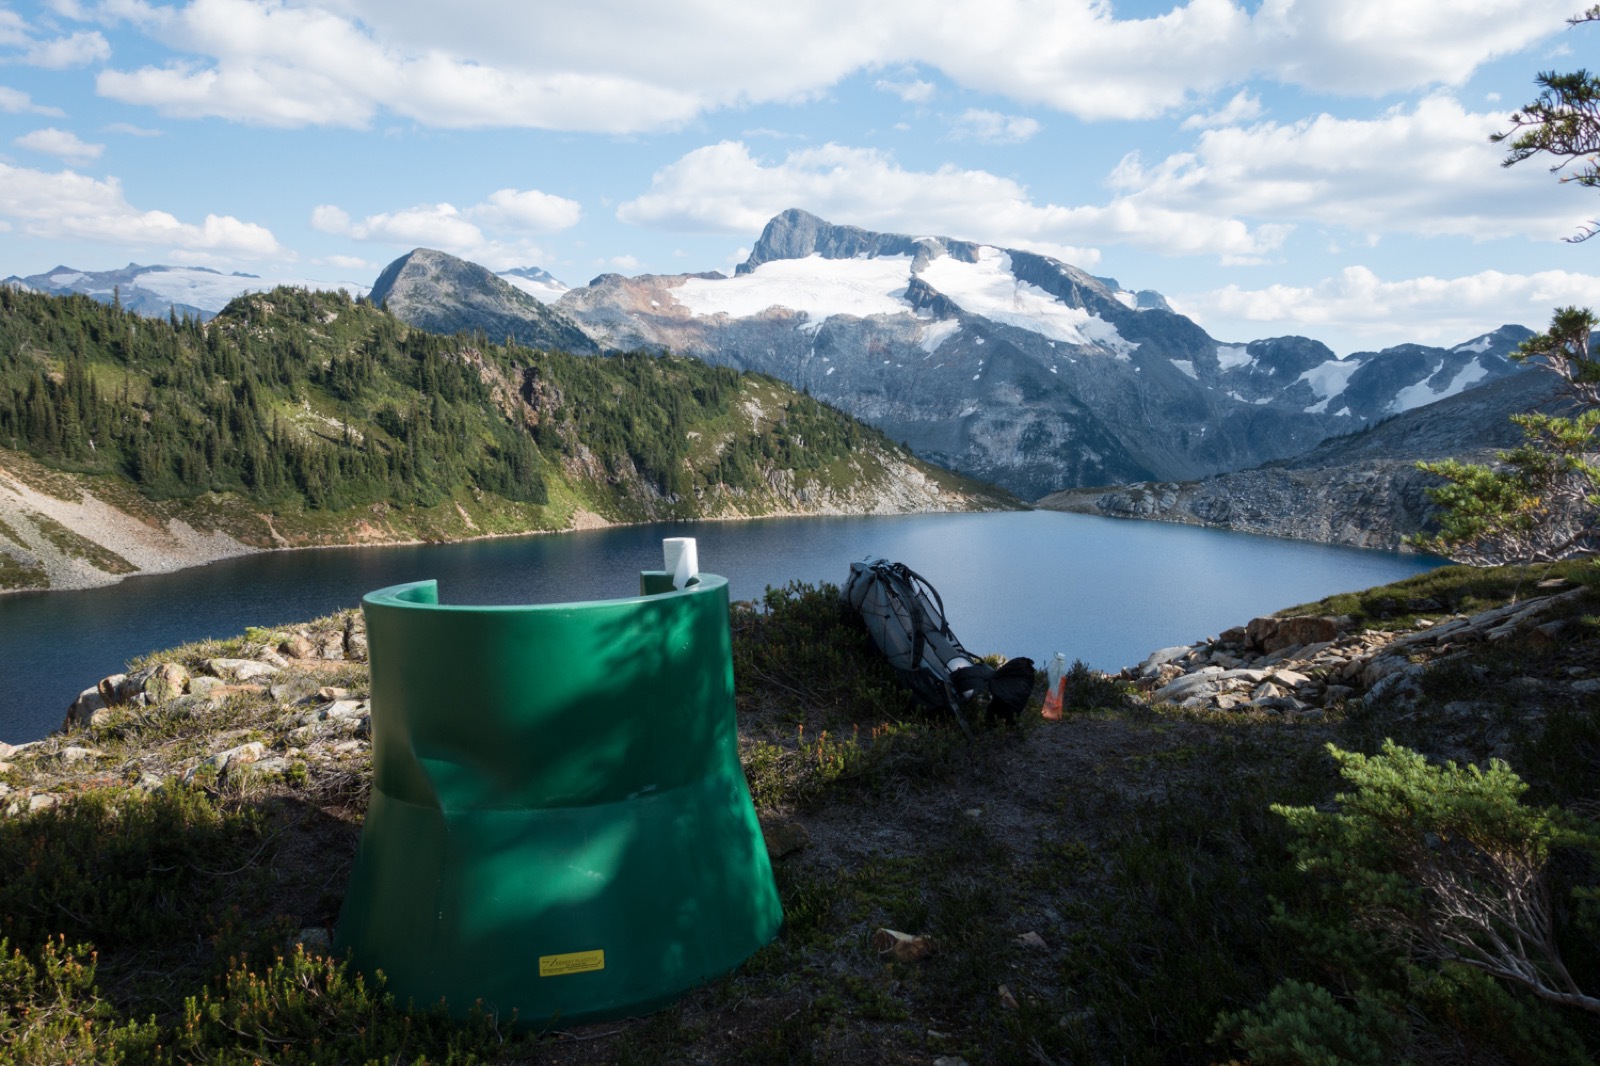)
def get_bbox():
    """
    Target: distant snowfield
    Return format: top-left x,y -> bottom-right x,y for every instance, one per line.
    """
57,267 -> 370,312
674,254 -> 911,322
671,247 -> 1137,356
1296,357 -> 1362,401
919,248 -> 1136,355
1391,358 -> 1488,413
497,272 -> 568,304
